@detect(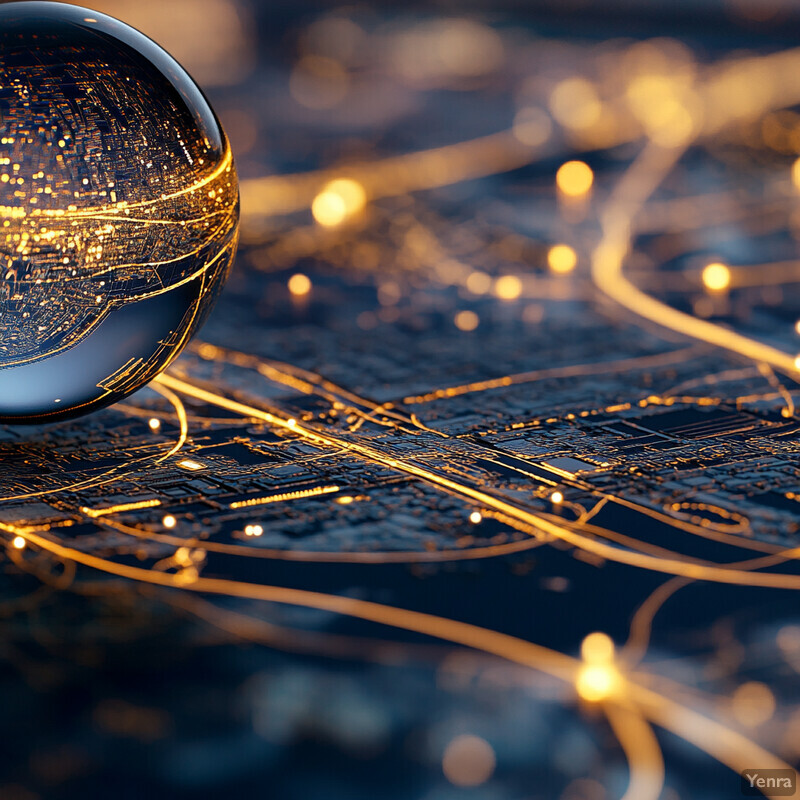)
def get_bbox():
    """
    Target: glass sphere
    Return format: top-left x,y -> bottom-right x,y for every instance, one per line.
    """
0,2 -> 239,423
